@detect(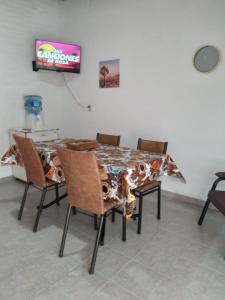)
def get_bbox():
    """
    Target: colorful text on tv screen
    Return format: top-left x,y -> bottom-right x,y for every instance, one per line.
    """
35,40 -> 81,73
